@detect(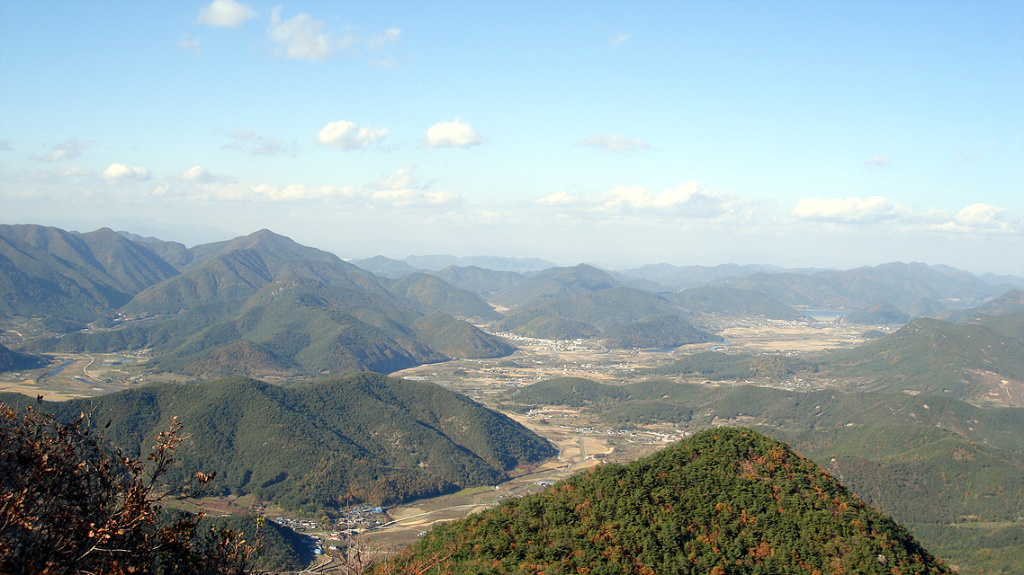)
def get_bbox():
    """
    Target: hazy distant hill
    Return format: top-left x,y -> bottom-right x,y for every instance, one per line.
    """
974,289 -> 1024,315
402,254 -> 556,273
493,285 -> 718,346
732,262 -> 1009,310
844,301 -> 911,325
430,265 -> 525,297
488,264 -> 618,310
26,229 -> 514,375
385,427 -> 952,575
15,373 -> 556,511
386,272 -> 502,320
619,262 -> 791,289
351,255 -> 420,279
667,285 -> 805,320
0,224 -> 179,325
